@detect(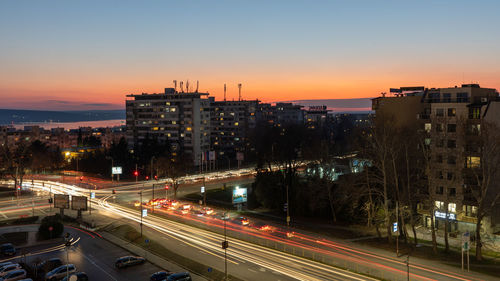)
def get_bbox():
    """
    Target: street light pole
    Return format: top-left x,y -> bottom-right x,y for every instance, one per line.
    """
224,211 -> 228,281
140,186 -> 143,237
